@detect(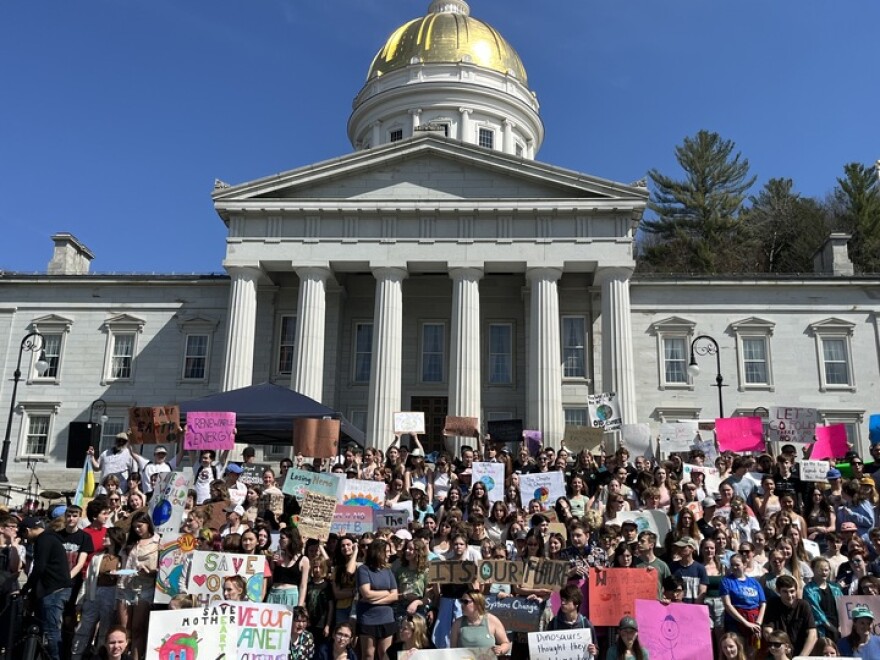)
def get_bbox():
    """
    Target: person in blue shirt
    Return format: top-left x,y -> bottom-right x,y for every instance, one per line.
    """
719,553 -> 766,647
838,606 -> 880,657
